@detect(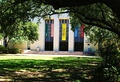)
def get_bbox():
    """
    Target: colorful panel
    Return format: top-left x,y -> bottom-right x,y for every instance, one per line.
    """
62,23 -> 66,41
